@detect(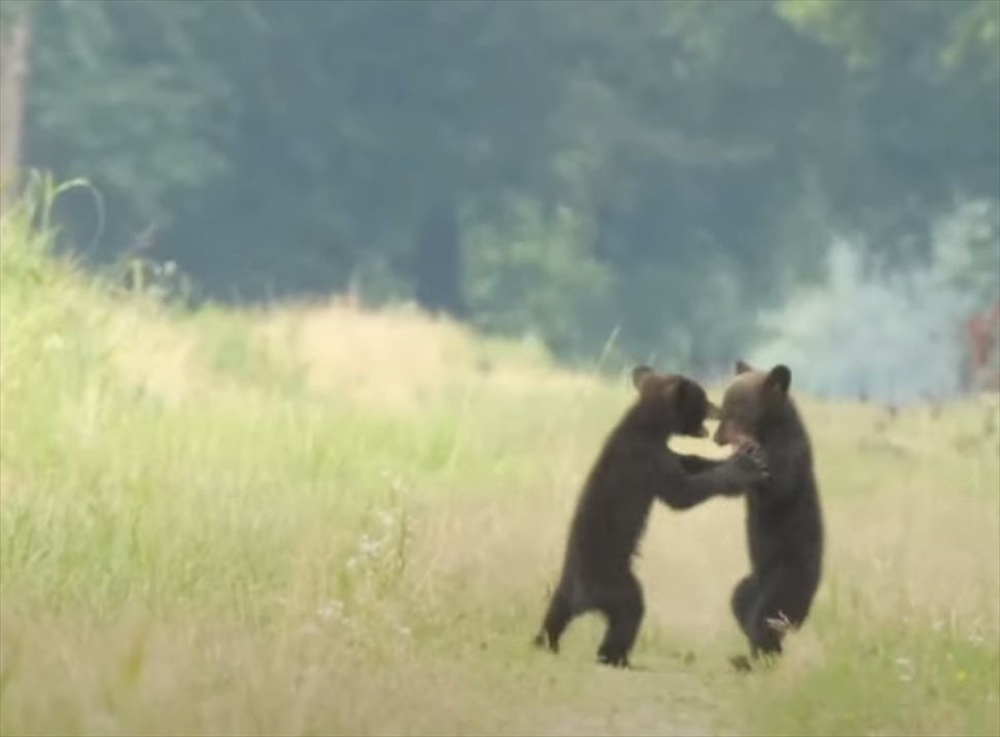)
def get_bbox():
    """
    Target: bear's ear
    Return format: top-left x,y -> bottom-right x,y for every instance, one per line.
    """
735,359 -> 754,375
632,365 -> 654,391
765,364 -> 792,395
